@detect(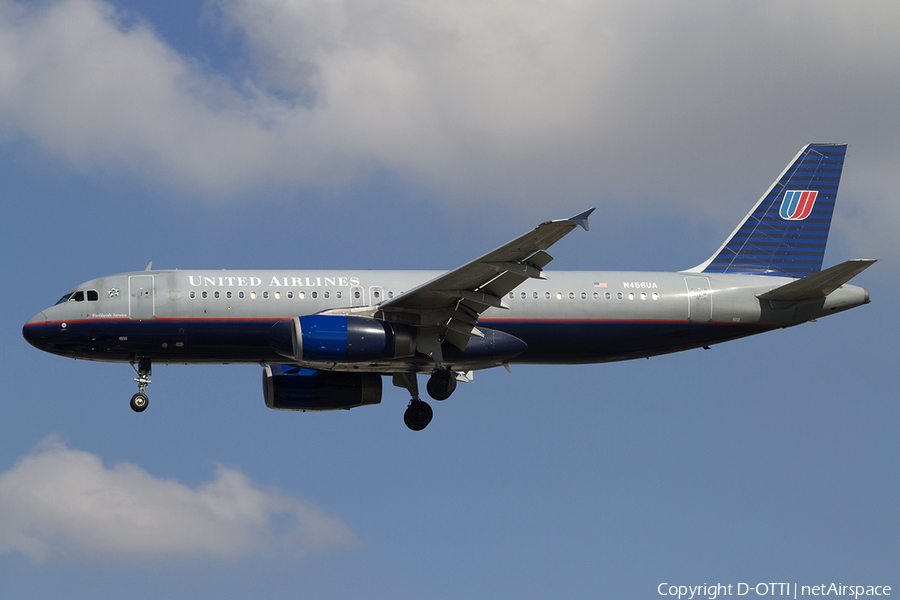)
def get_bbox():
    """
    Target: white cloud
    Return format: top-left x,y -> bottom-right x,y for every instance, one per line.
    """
1,0 -> 899,259
0,0 -> 294,190
0,436 -> 359,563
